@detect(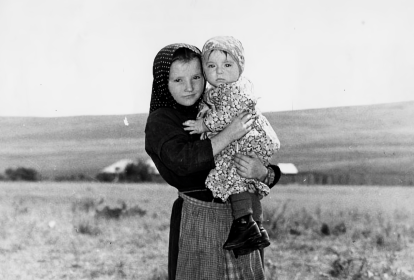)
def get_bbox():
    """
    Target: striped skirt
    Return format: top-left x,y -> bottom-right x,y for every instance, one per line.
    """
173,192 -> 265,280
